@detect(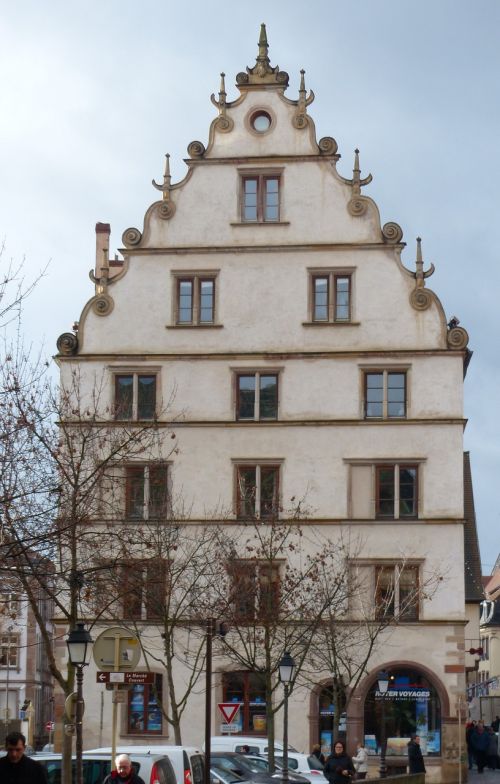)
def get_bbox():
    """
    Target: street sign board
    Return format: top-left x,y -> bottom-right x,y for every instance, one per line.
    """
92,627 -> 141,671
217,703 -> 242,724
97,671 -> 155,684
221,723 -> 240,734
